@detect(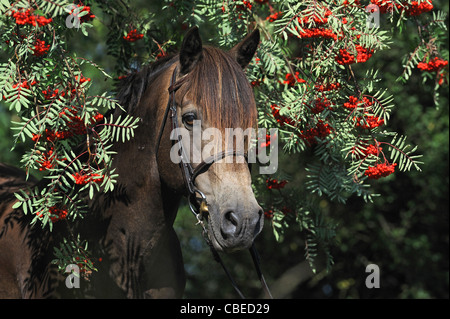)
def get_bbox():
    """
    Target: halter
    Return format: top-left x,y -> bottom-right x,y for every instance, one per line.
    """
155,65 -> 272,299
